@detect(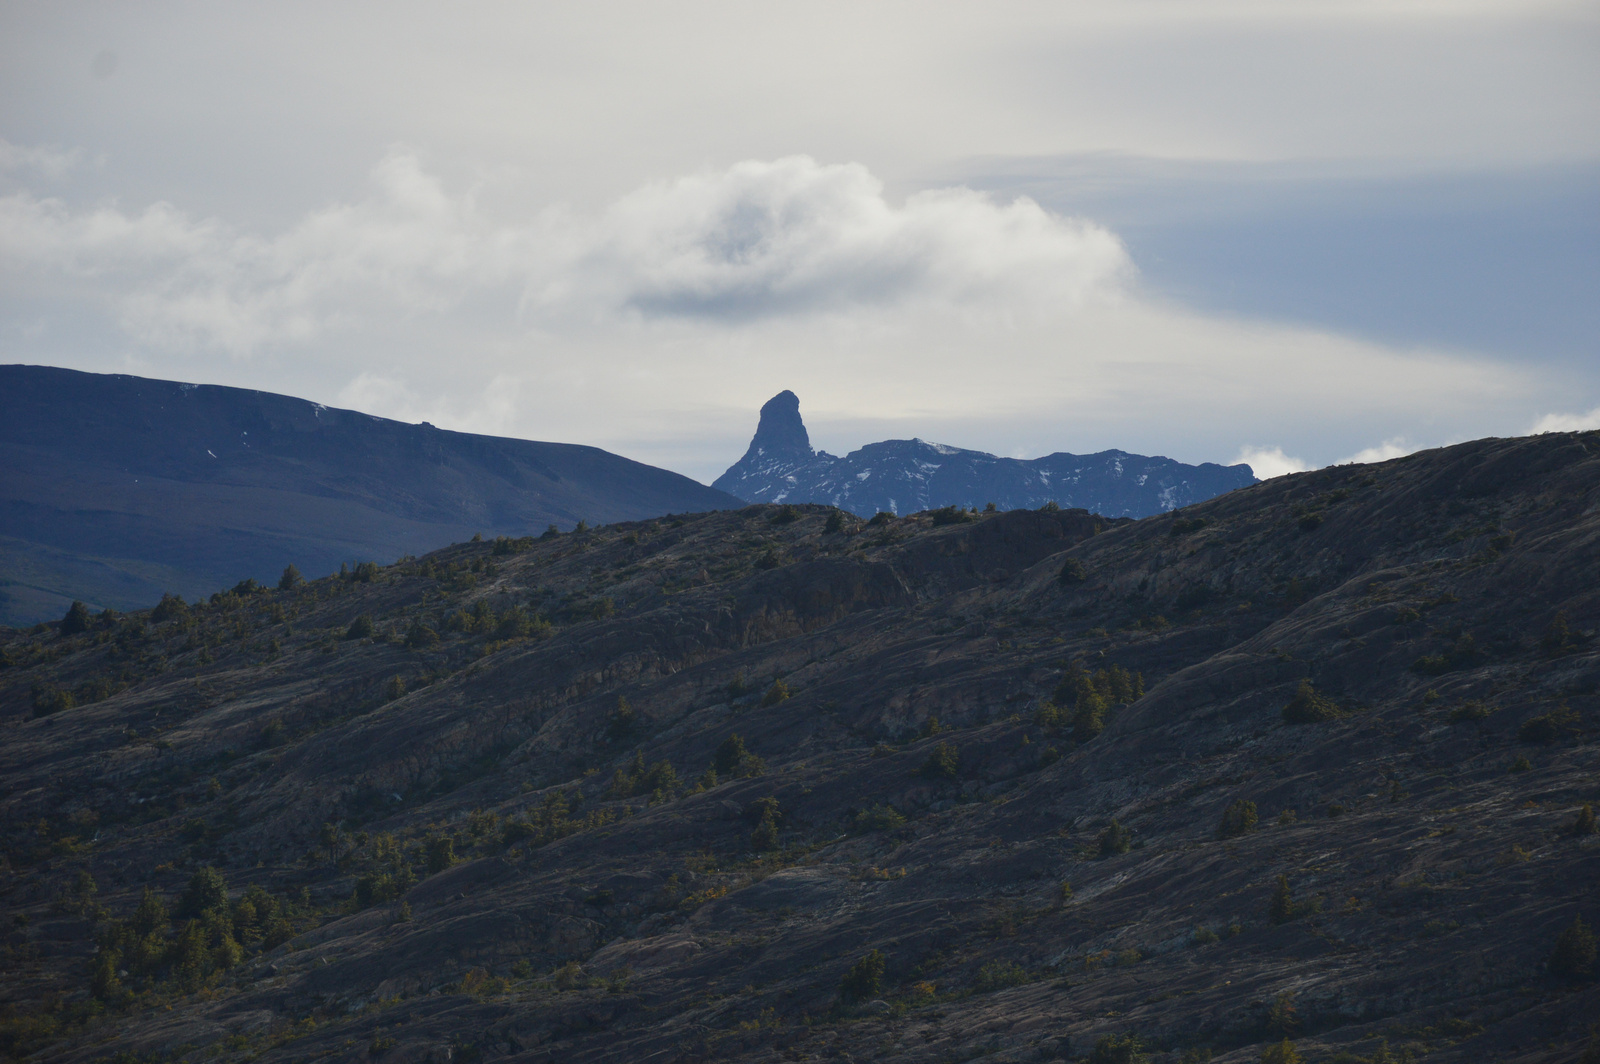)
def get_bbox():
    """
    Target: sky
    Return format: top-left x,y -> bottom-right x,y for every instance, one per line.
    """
1,1 -> 1597,484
